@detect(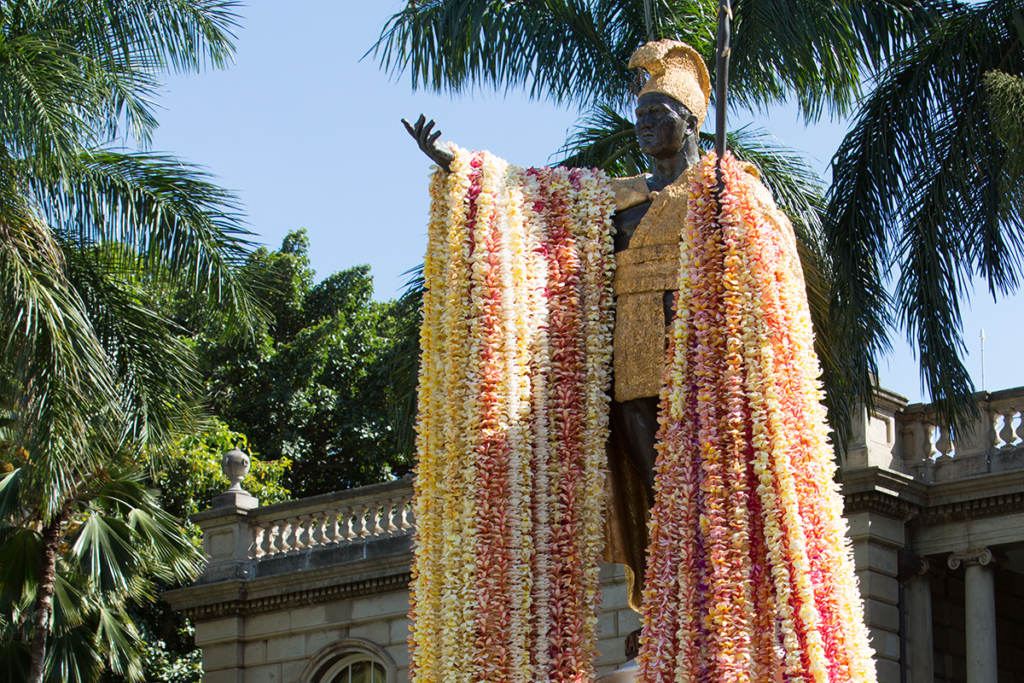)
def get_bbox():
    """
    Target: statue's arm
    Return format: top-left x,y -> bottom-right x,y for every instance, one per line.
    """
402,115 -> 456,173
